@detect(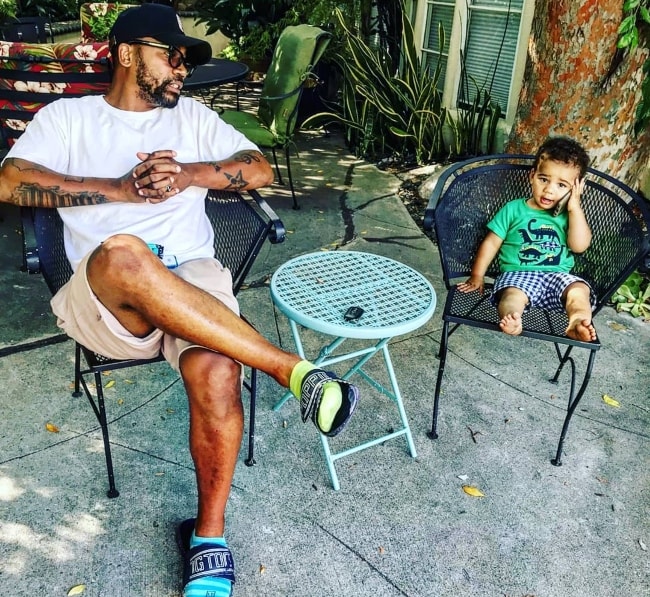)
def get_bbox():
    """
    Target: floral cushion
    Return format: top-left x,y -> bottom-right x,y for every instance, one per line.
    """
0,41 -> 111,147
